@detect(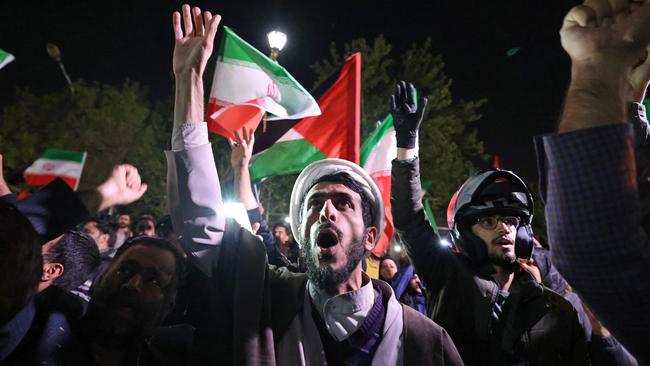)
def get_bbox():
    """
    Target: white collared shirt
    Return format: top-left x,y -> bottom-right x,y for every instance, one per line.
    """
308,273 -> 376,342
